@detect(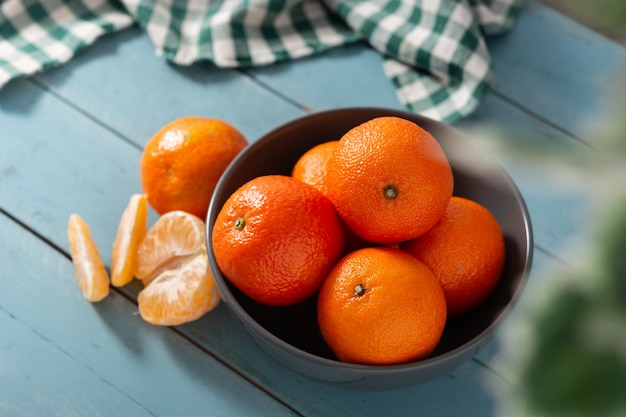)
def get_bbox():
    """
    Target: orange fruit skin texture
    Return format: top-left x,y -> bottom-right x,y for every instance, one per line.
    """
140,117 -> 248,219
291,140 -> 376,254
212,175 -> 345,307
317,247 -> 447,365
403,196 -> 506,318
292,140 -> 338,195
325,116 -> 453,244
